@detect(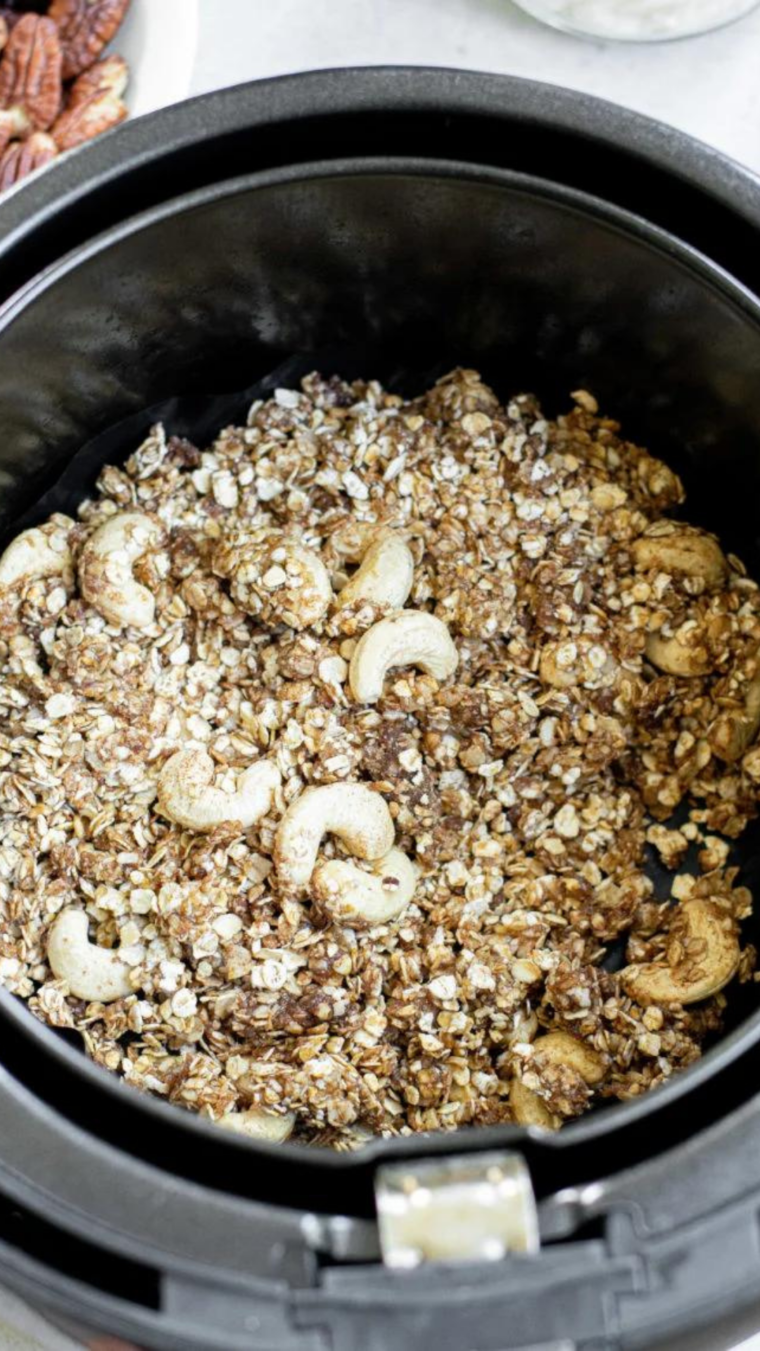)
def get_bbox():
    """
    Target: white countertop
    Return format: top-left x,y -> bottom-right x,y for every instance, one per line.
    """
190,0 -> 760,175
